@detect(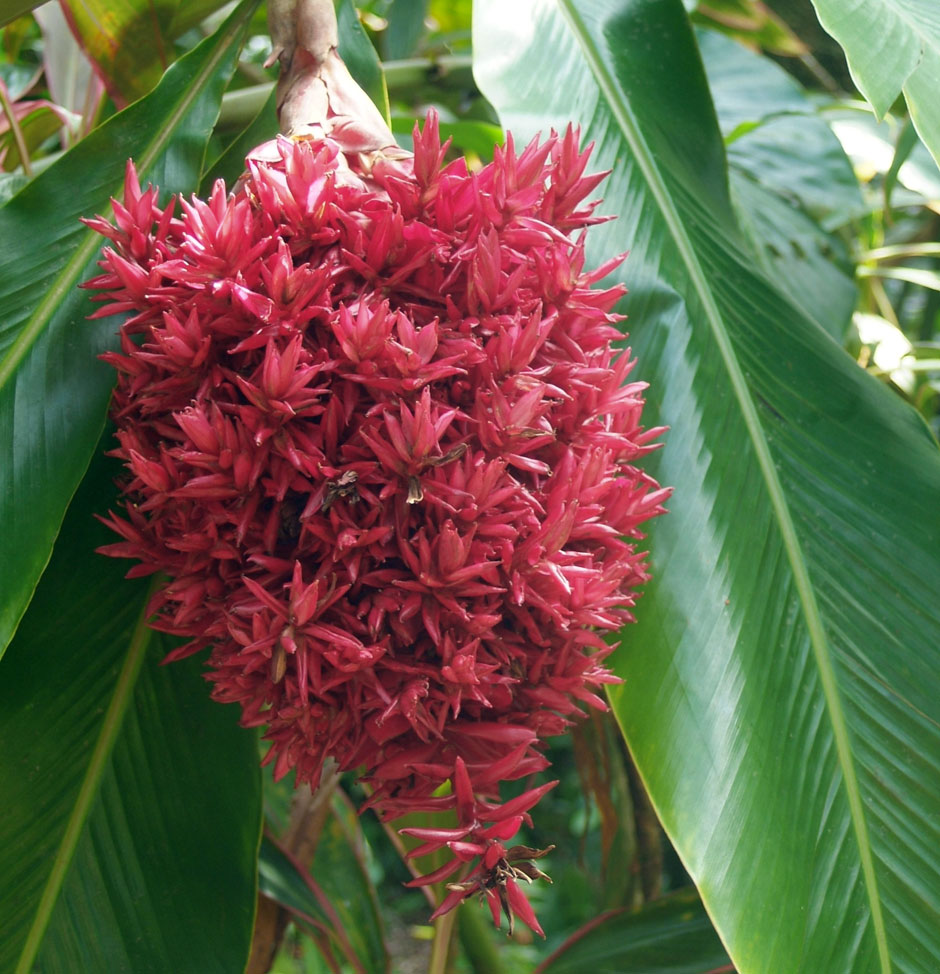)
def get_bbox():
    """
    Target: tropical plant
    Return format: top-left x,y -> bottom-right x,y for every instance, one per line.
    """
1,1 -> 938,973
